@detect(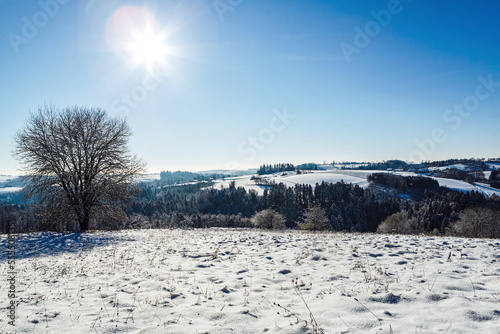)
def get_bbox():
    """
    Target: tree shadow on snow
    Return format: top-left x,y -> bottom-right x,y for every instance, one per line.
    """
0,231 -> 132,261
